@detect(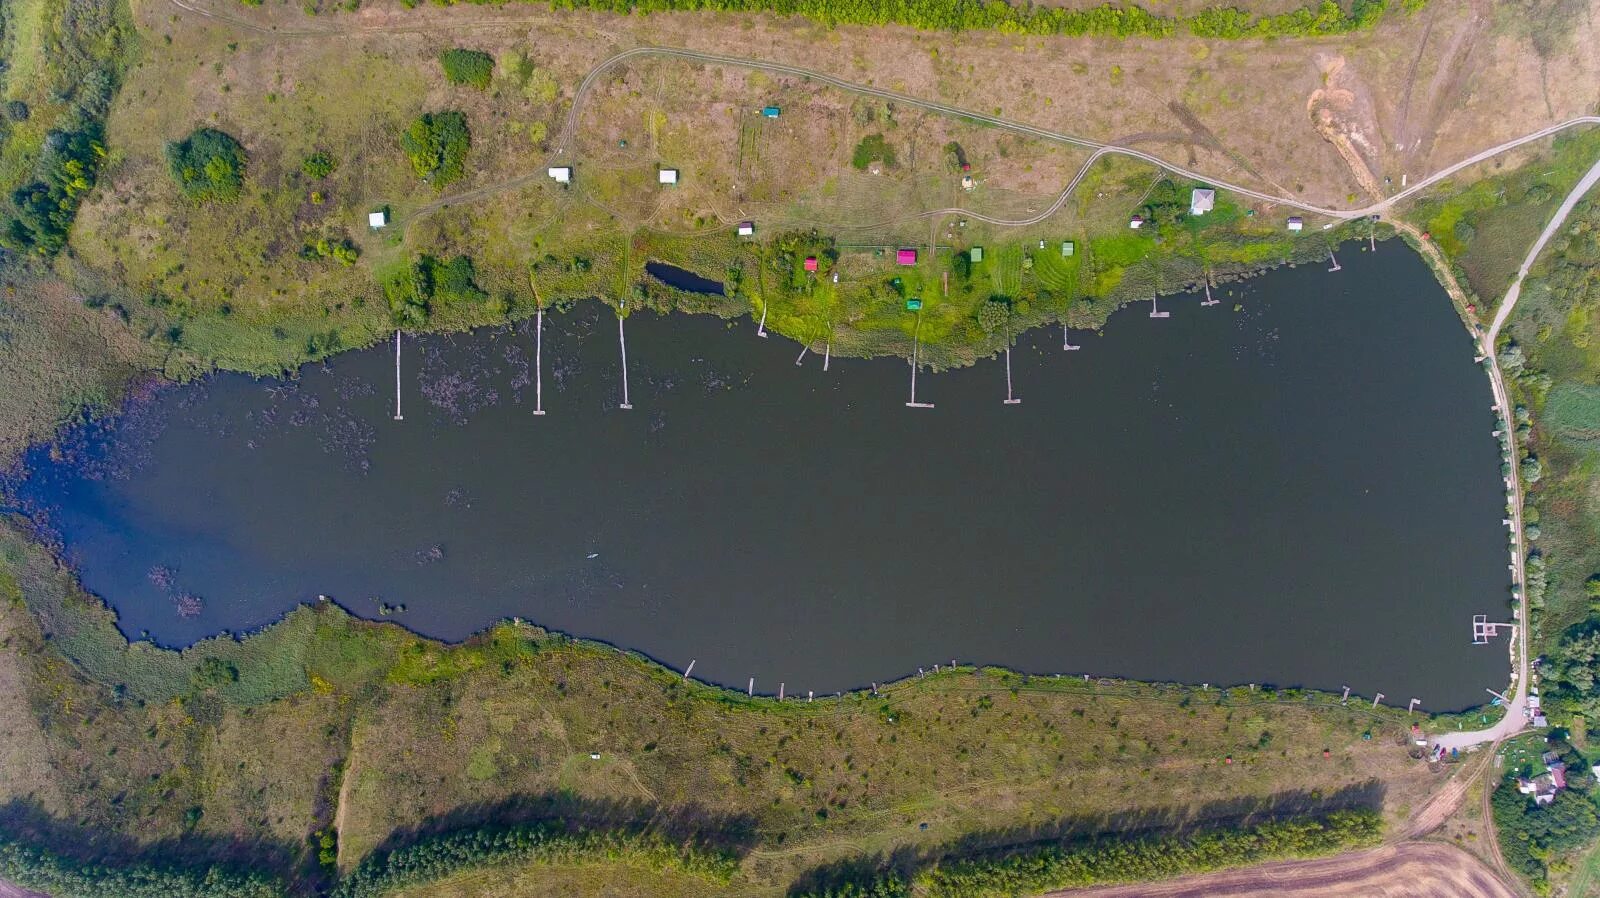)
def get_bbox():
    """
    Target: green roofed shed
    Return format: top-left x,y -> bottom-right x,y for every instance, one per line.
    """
905,298 -> 922,311
1061,241 -> 1075,257
970,246 -> 983,263
763,106 -> 781,118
